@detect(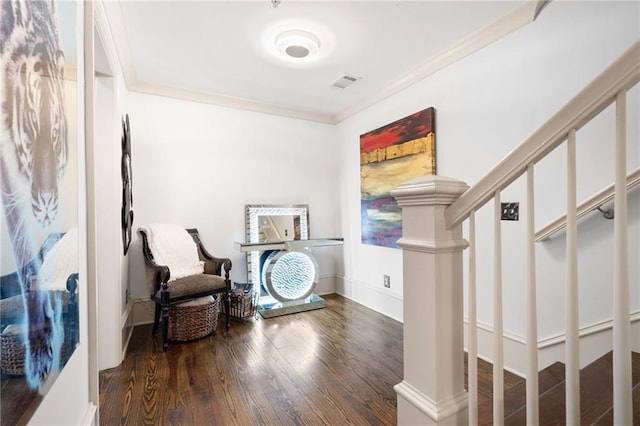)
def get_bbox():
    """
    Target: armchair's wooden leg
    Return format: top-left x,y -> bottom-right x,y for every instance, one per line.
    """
160,283 -> 170,351
152,304 -> 161,336
225,292 -> 231,330
162,305 -> 169,352
162,302 -> 169,352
